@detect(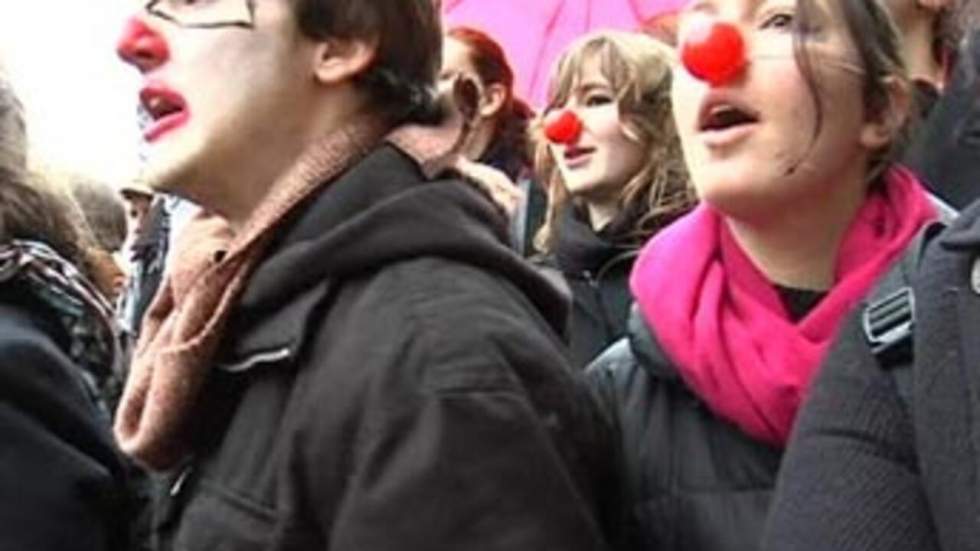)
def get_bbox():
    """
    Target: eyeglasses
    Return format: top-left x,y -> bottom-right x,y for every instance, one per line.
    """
144,0 -> 256,29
